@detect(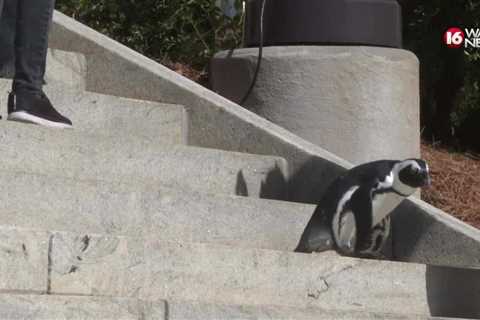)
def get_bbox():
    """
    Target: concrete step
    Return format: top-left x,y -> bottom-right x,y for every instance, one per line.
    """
50,233 -> 480,316
0,80 -> 186,144
0,124 -> 287,198
0,227 -> 48,293
0,49 -> 86,91
0,116 -> 181,153
0,170 -> 309,251
3,227 -> 477,318
0,294 -> 162,320
48,236 -> 480,319
167,300 -> 462,320
0,294 -> 459,320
